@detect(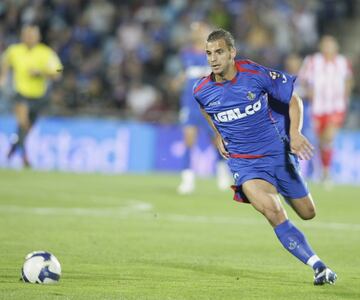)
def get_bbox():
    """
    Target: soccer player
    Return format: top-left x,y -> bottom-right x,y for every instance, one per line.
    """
177,22 -> 231,194
298,35 -> 353,184
0,24 -> 63,167
194,29 -> 337,285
